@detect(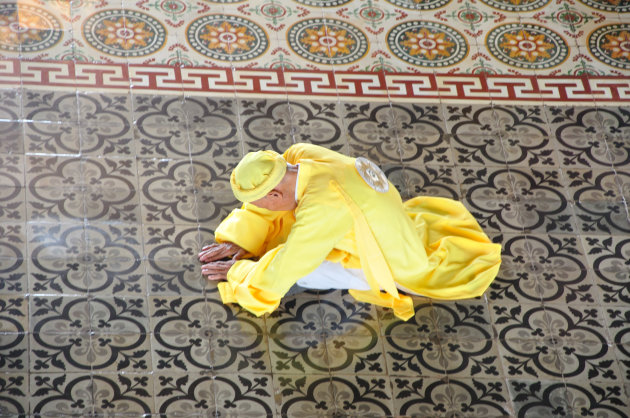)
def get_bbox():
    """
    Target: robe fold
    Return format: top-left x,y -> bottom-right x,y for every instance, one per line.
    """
215,143 -> 501,320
